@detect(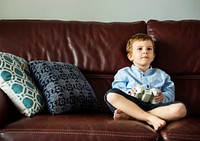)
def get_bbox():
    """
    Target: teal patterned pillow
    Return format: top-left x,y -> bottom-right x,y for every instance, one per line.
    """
0,52 -> 45,117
